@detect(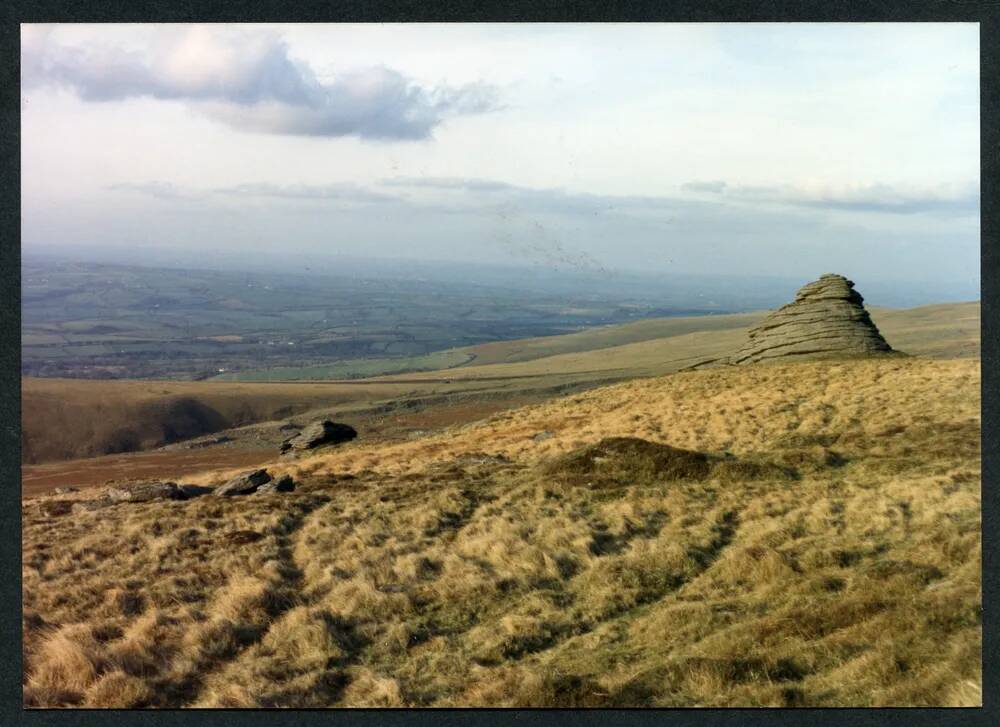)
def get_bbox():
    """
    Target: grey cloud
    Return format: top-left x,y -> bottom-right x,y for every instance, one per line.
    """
381,177 -> 517,192
108,180 -> 400,206
681,180 -> 728,194
682,180 -> 978,216
68,175 -> 979,284
382,176 -> 708,220
379,177 -> 707,273
787,192 -> 979,215
22,27 -> 499,140
105,181 -> 196,200
212,182 -> 398,203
